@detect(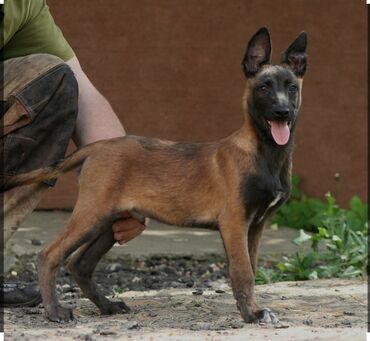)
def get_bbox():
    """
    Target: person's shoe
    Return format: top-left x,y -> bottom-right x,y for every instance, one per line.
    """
1,282 -> 42,308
